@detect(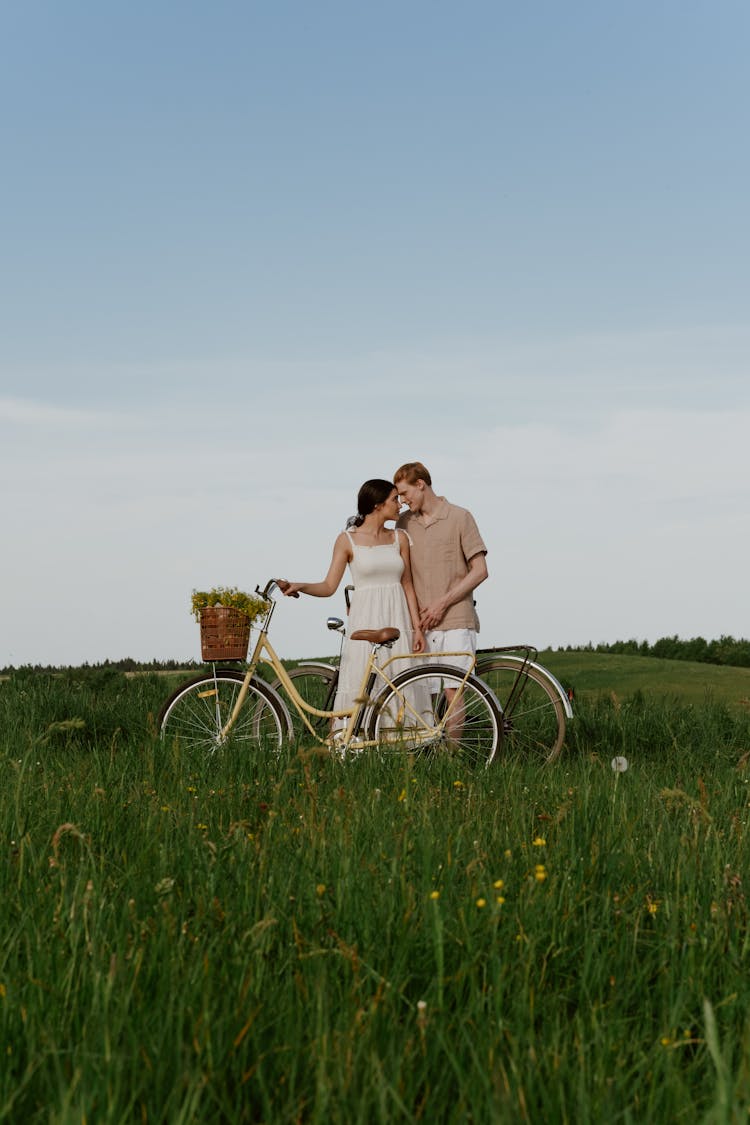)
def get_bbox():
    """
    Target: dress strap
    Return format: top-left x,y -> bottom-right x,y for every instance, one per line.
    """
343,529 -> 356,549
